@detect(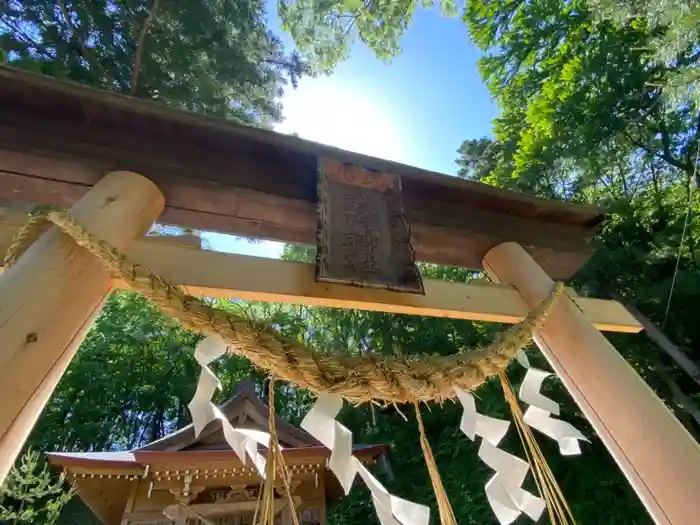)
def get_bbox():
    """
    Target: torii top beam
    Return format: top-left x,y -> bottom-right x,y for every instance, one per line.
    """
0,66 -> 602,279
